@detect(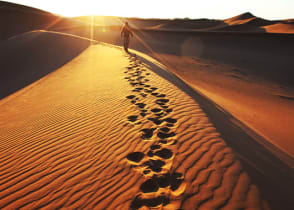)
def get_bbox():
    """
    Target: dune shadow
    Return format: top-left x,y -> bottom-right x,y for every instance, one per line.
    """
135,52 -> 294,210
0,31 -> 91,100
